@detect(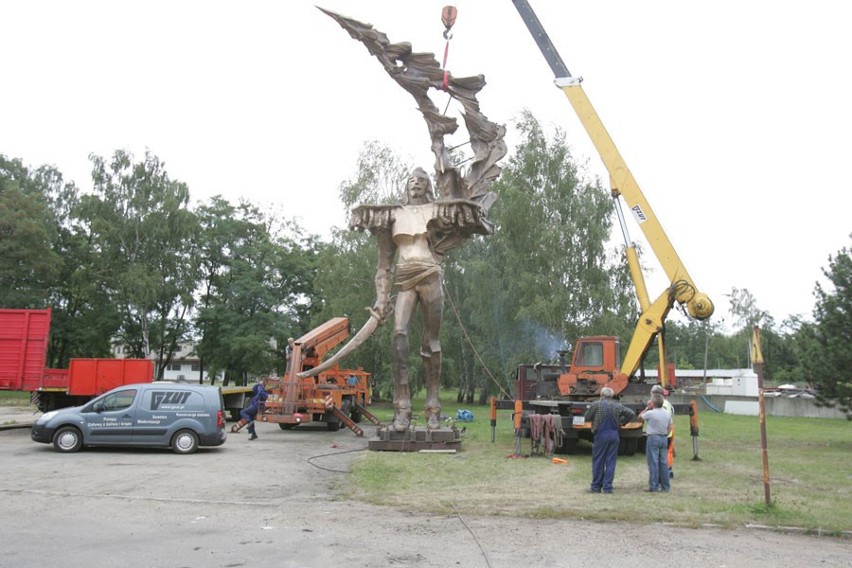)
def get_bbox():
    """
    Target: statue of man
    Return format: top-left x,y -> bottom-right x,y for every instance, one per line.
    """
373,168 -> 444,431
317,8 -> 507,432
